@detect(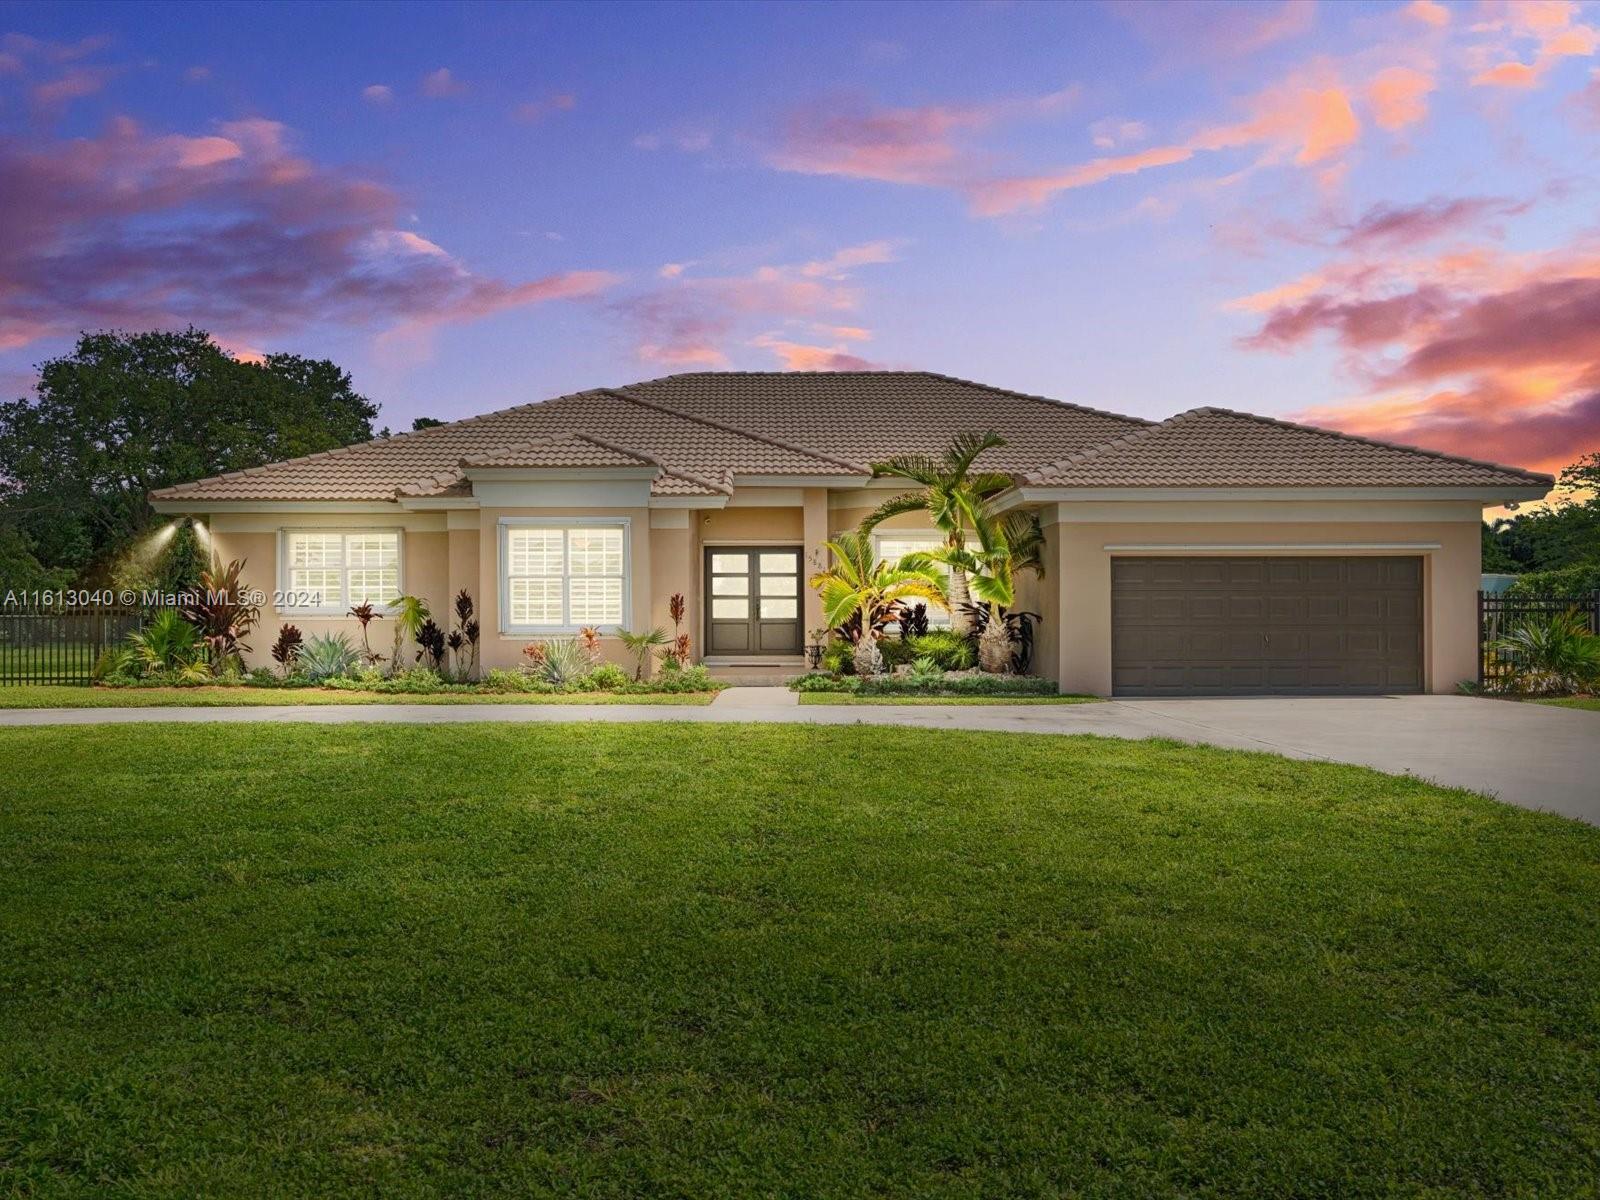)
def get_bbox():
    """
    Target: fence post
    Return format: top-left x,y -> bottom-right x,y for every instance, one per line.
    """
1476,590 -> 1485,690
